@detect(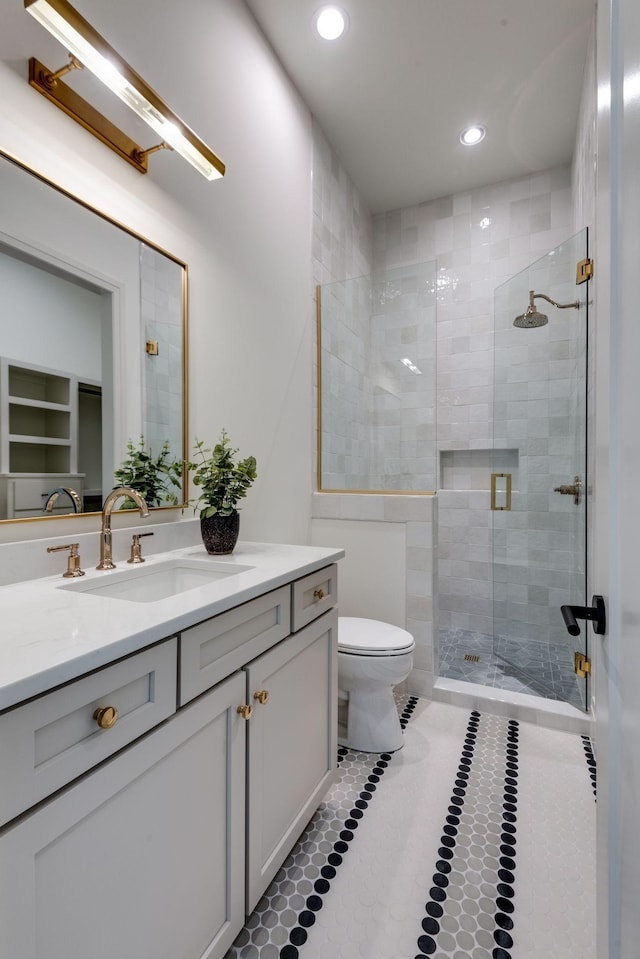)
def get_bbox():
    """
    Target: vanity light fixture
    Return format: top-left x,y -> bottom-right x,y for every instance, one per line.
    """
314,6 -> 348,40
459,124 -> 486,146
24,0 -> 225,179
